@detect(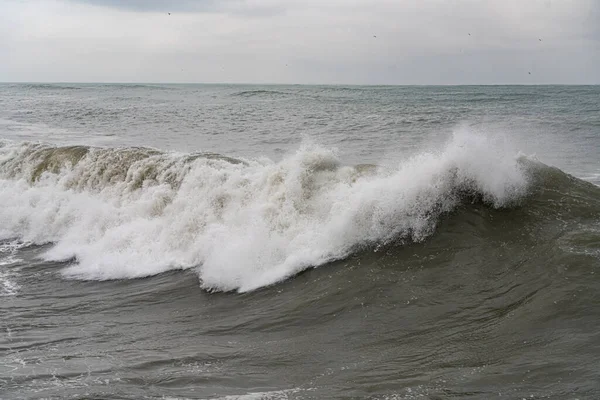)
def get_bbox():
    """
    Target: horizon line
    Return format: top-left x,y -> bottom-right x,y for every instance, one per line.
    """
1,81 -> 598,87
